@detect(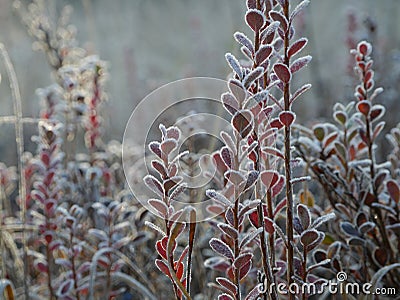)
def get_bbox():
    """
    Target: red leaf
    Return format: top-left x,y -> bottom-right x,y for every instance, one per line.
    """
155,259 -> 170,277
239,260 -> 252,280
160,138 -> 178,155
175,261 -> 184,280
232,110 -> 253,138
234,253 -> 253,269
148,199 -> 168,217
357,100 -> 371,116
290,55 -> 312,73
151,160 -> 167,178
358,41 -> 372,56
218,294 -> 235,300
149,141 -> 162,158
387,180 -> 400,203
260,170 -> 279,188
288,37 -> 308,58
273,63 -> 291,84
269,118 -> 284,130
249,210 -> 259,227
279,111 -> 296,127
246,9 -> 266,32
269,11 -> 288,32
273,198 -> 287,217
166,126 -> 181,140
213,152 -> 228,174
255,45 -> 273,65
271,176 -> 285,197
144,175 -> 164,197
216,277 -> 237,295
221,147 -> 233,169
156,240 -> 167,259
264,217 -> 275,234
